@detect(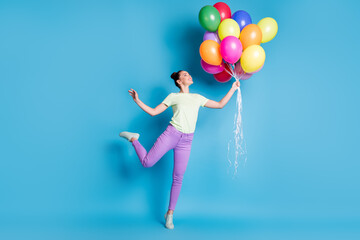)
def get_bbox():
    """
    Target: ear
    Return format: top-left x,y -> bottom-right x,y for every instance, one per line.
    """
176,80 -> 181,86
